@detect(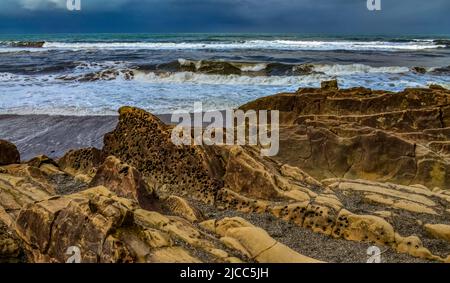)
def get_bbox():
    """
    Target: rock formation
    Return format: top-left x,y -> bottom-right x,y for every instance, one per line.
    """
1,83 -> 450,263
0,139 -> 20,166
